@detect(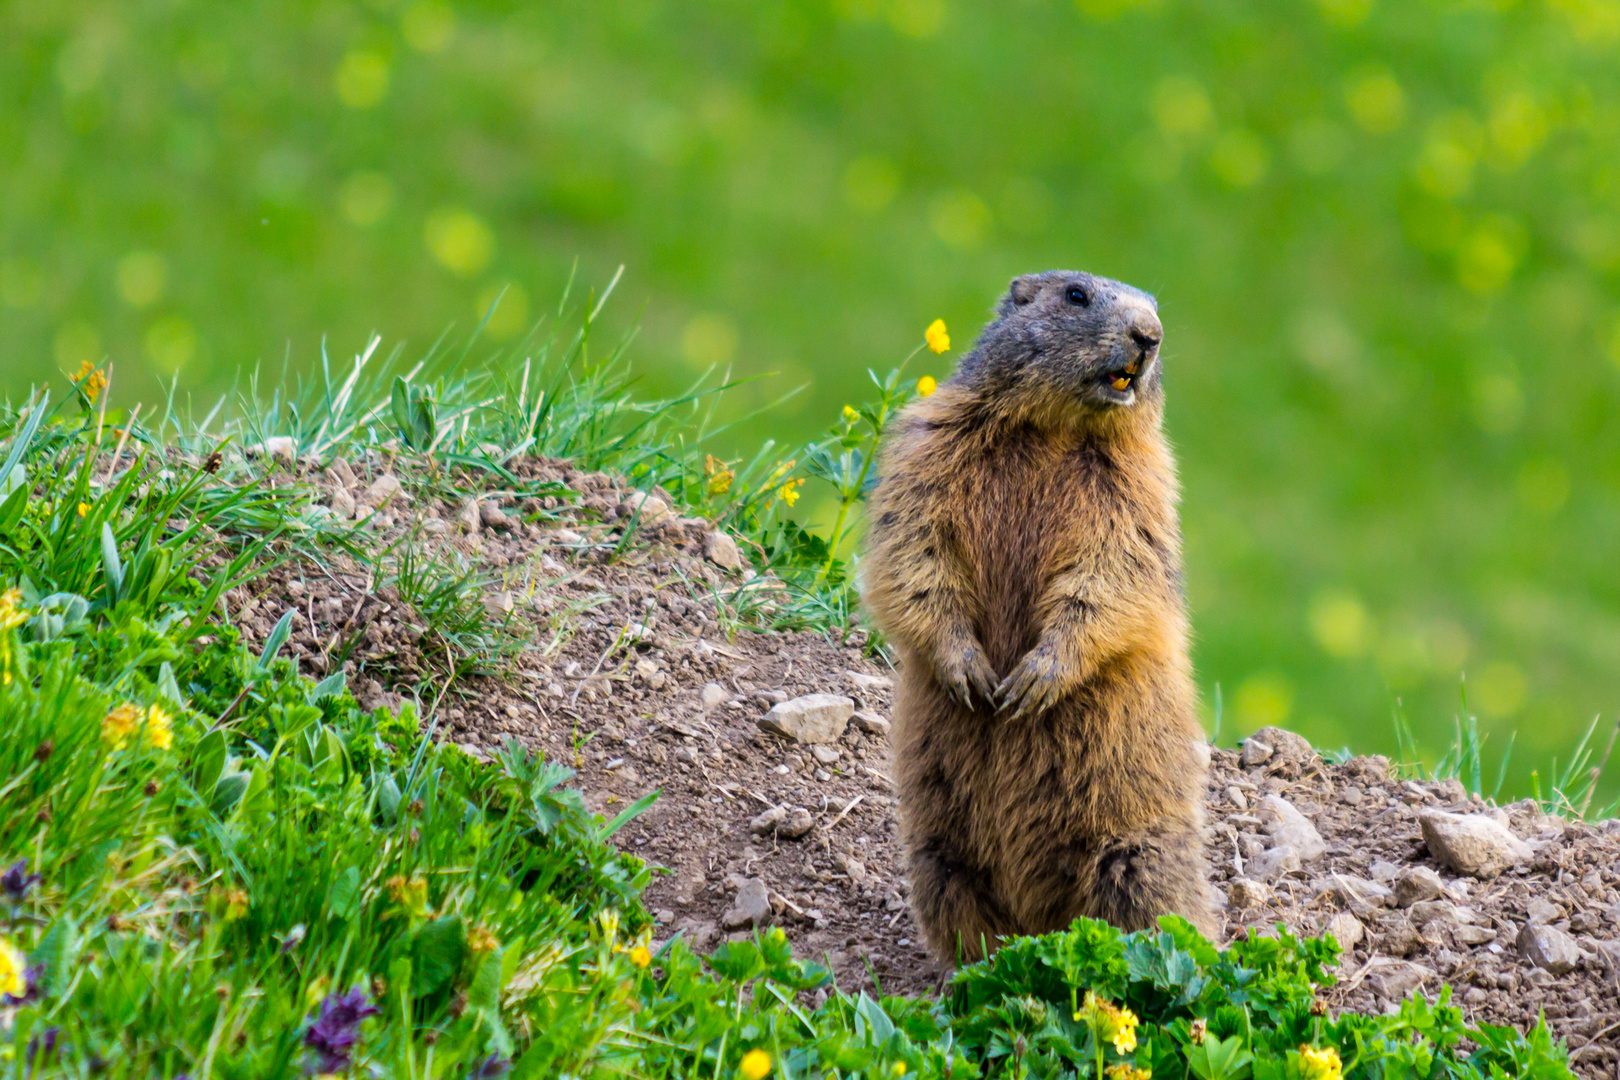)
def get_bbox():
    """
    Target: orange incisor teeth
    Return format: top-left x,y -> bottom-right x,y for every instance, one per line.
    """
1124,360 -> 1140,375
1111,377 -> 1131,391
